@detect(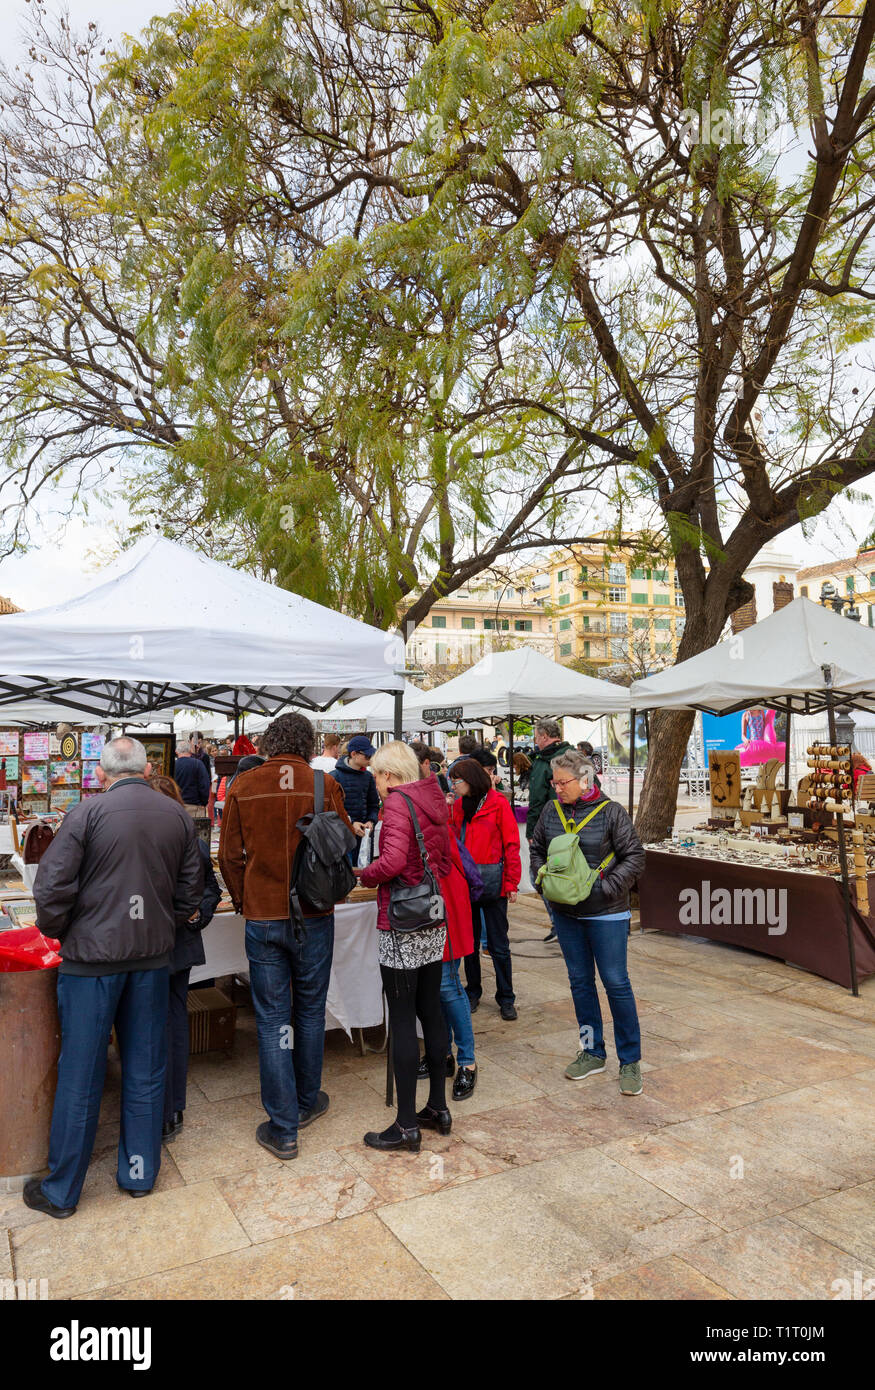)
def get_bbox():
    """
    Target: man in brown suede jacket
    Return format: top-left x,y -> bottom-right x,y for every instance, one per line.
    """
219,712 -> 353,1160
